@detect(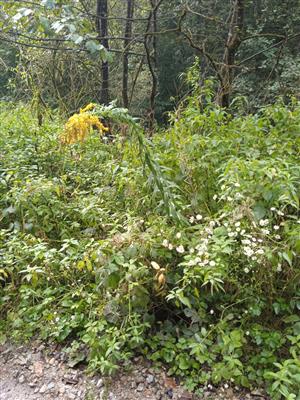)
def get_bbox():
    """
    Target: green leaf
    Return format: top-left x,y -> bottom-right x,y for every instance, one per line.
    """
253,203 -> 266,220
